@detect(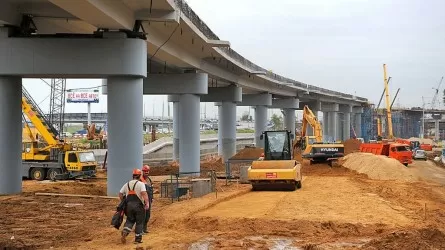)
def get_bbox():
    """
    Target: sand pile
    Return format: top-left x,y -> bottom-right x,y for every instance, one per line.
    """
343,138 -> 362,155
230,146 -> 263,160
340,152 -> 418,181
409,137 -> 434,145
